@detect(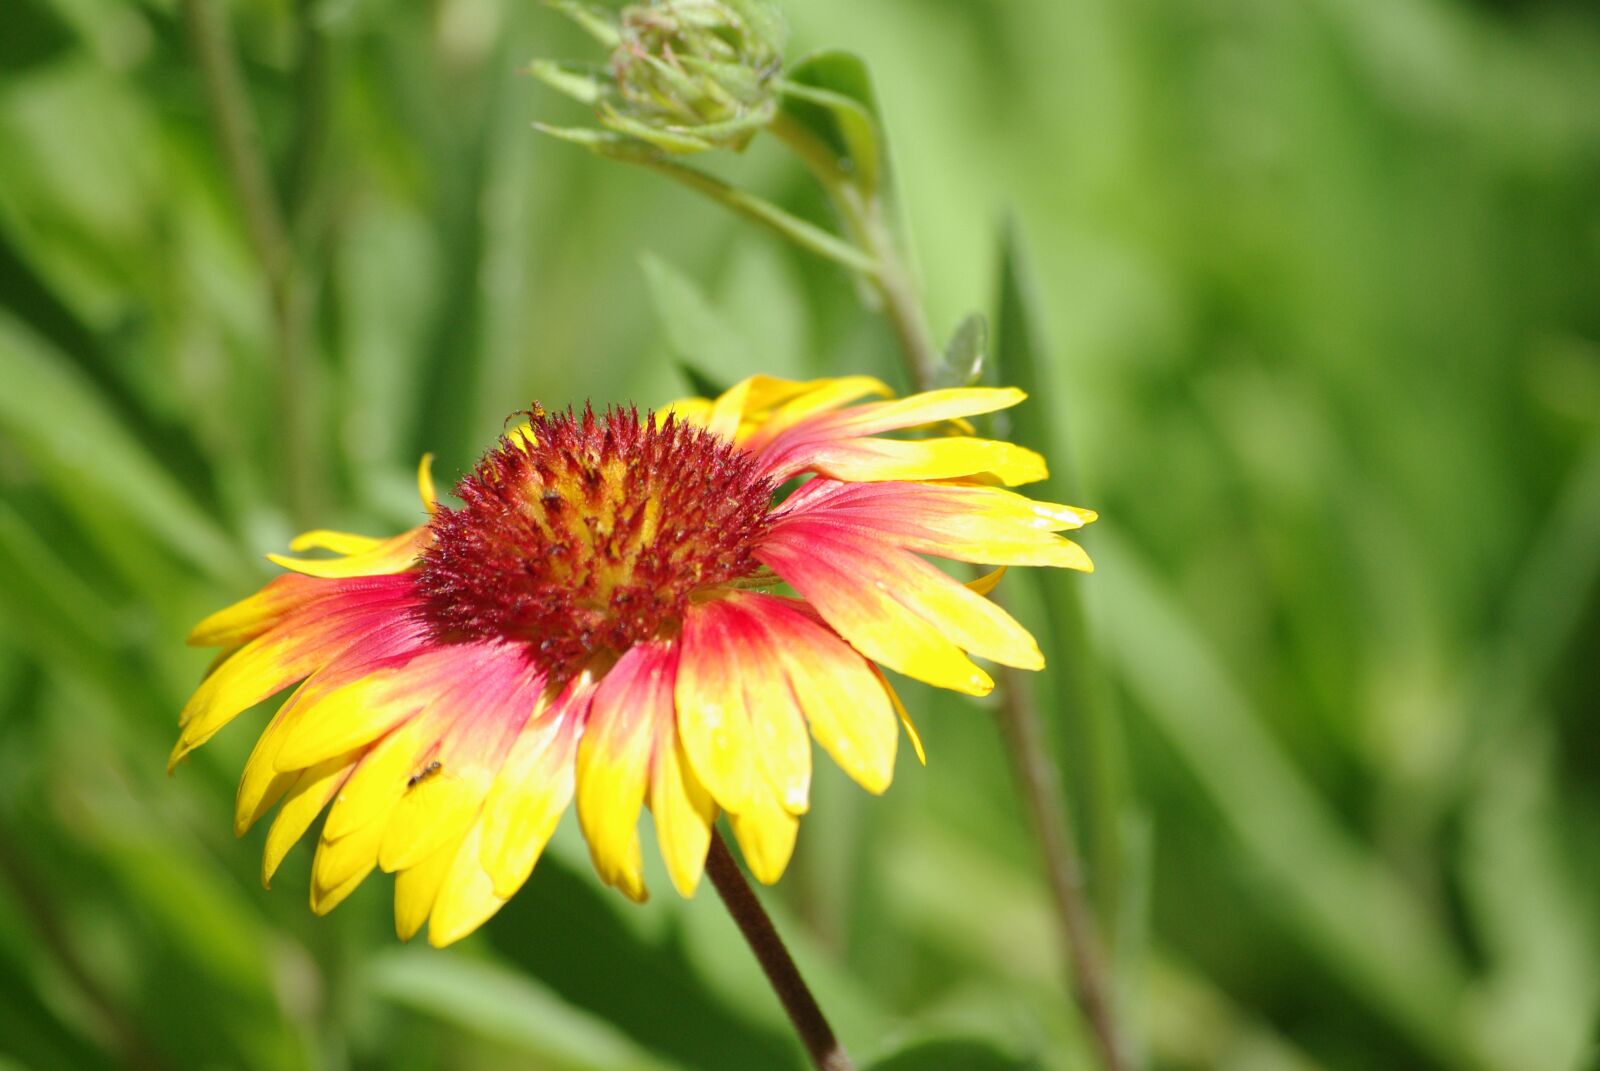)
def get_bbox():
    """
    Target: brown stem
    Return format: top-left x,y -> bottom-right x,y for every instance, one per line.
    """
996,666 -> 1132,1071
179,0 -> 316,527
705,832 -> 854,1071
